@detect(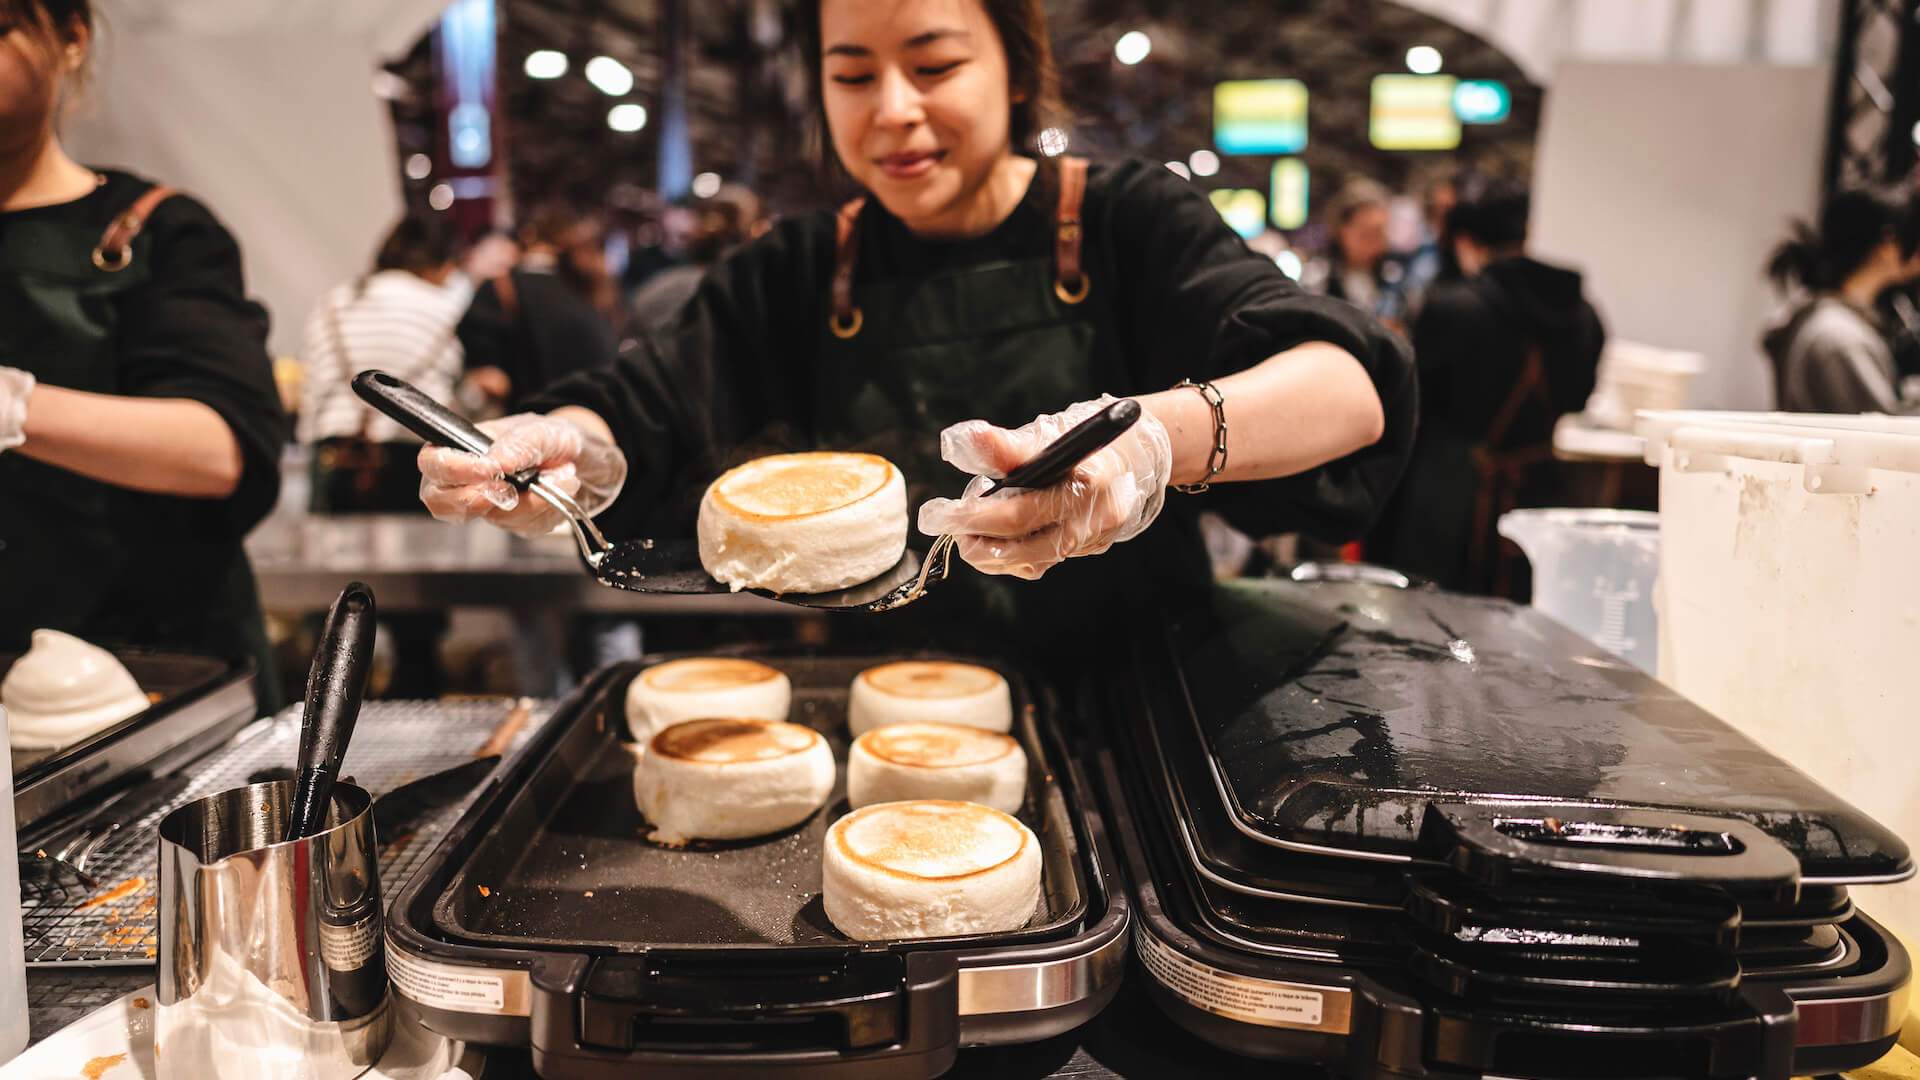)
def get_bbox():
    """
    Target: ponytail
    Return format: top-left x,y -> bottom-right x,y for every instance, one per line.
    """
1768,187 -> 1920,294
1766,221 -> 1824,291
